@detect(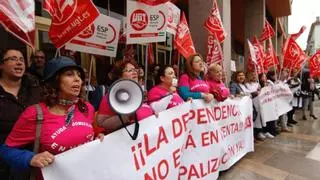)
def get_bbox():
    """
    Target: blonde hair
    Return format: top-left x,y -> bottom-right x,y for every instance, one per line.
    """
208,63 -> 222,72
